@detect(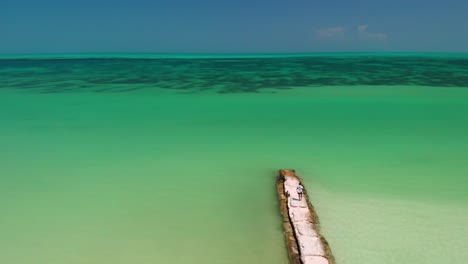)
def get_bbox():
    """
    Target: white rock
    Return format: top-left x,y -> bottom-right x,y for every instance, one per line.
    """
289,207 -> 311,222
297,236 -> 325,256
284,177 -> 300,187
295,222 -> 318,237
284,185 -> 299,199
289,197 -> 308,208
303,256 -> 329,264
